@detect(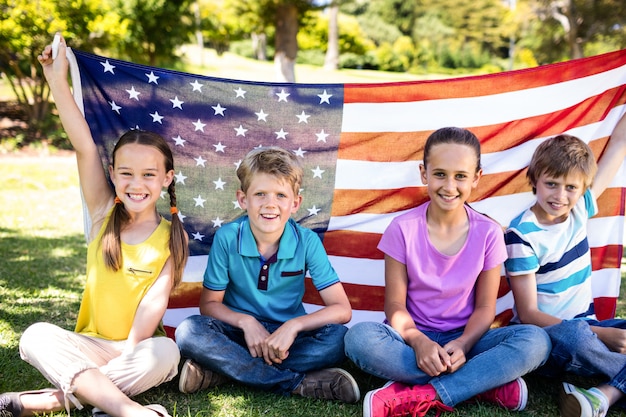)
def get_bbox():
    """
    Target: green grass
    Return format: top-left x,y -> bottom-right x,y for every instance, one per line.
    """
2,156 -> 626,417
